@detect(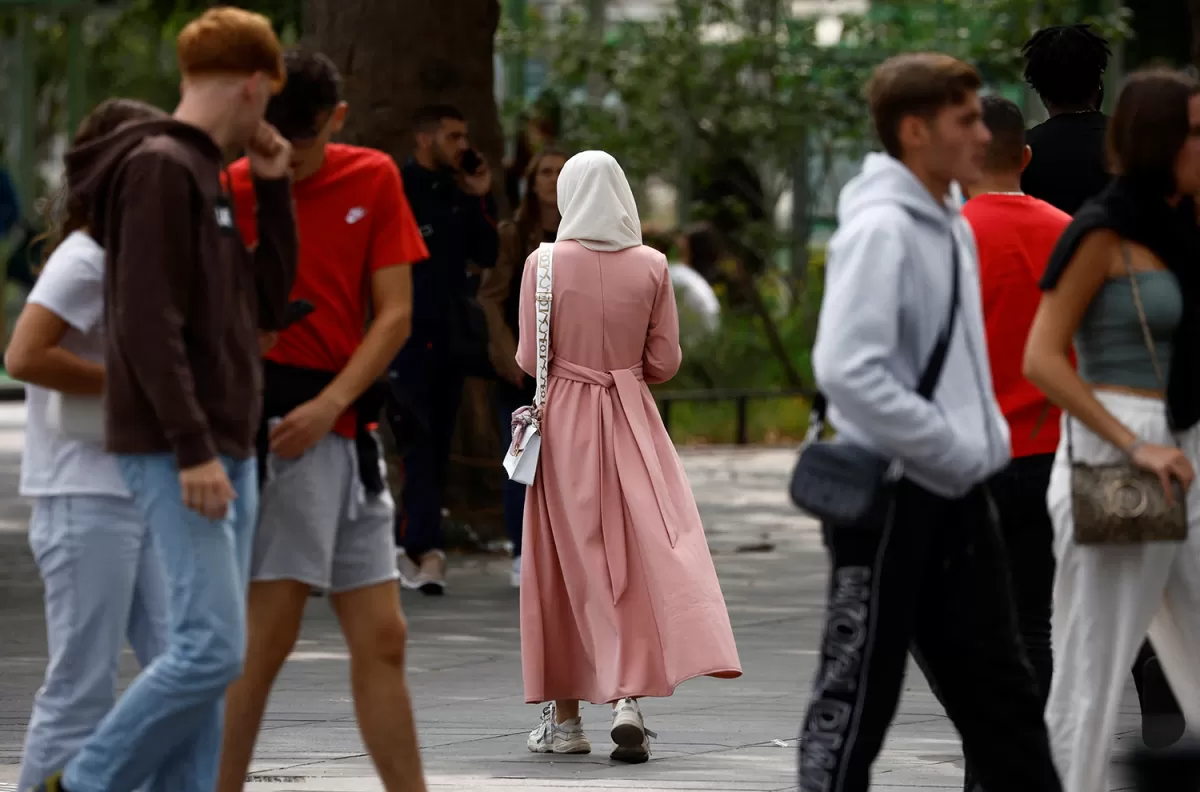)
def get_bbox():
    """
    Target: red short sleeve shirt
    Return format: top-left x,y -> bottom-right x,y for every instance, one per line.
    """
228,143 -> 428,436
962,193 -> 1071,458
